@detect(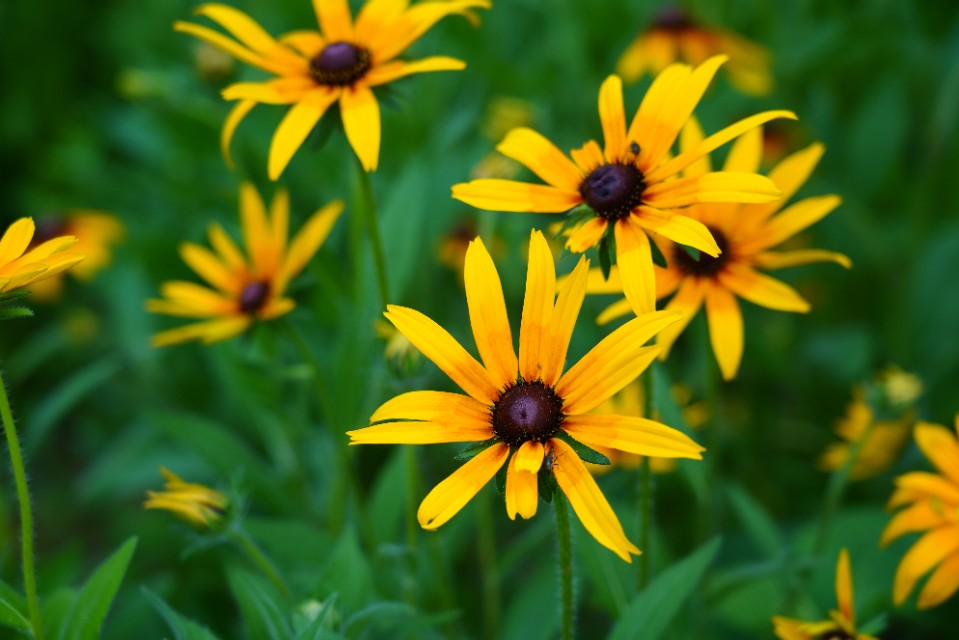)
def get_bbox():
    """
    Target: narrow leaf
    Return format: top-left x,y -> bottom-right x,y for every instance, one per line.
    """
56,537 -> 138,640
142,588 -> 222,640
